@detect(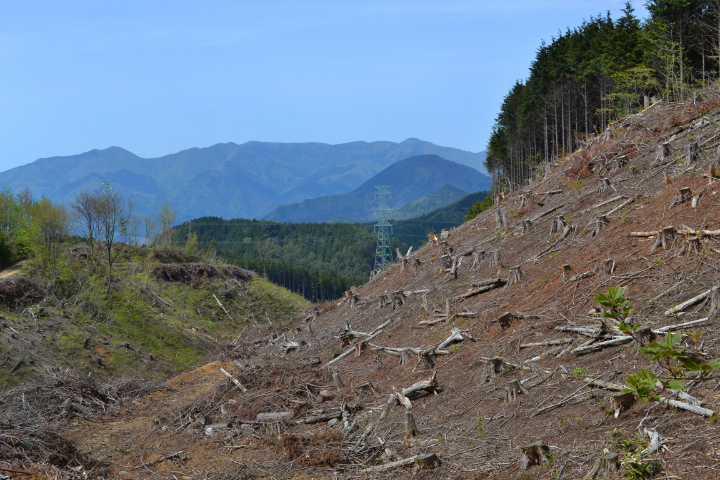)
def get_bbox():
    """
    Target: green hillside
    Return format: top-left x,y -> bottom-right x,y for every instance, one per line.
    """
177,190 -> 488,298
388,184 -> 468,220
